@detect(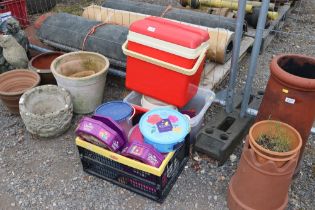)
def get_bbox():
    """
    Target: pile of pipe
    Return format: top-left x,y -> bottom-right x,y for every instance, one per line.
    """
36,2 -> 241,68
37,13 -> 128,69
101,0 -> 246,32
